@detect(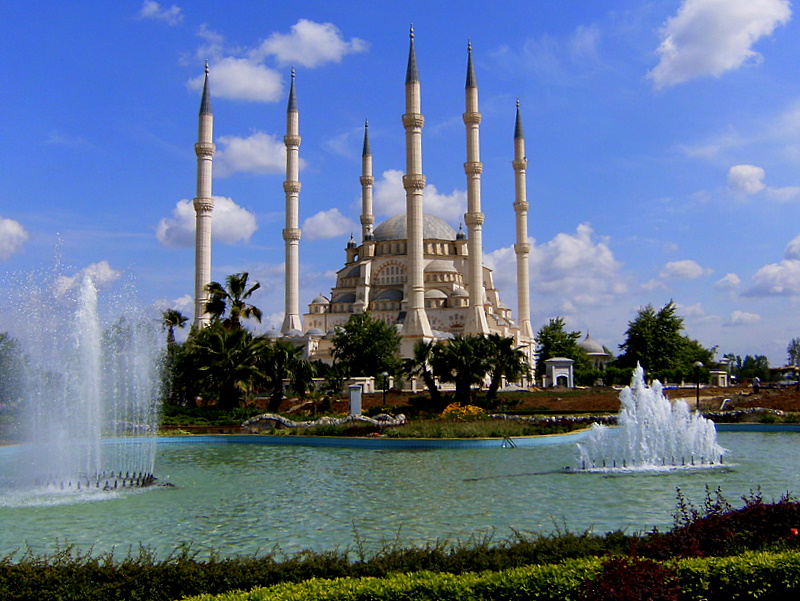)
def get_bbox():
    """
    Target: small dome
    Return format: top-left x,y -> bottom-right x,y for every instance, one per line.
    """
346,234 -> 357,249
449,287 -> 469,298
373,213 -> 457,242
310,294 -> 330,305
306,328 -> 325,337
579,332 -> 607,356
425,289 -> 448,299
456,224 -> 466,240
264,328 -> 283,338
